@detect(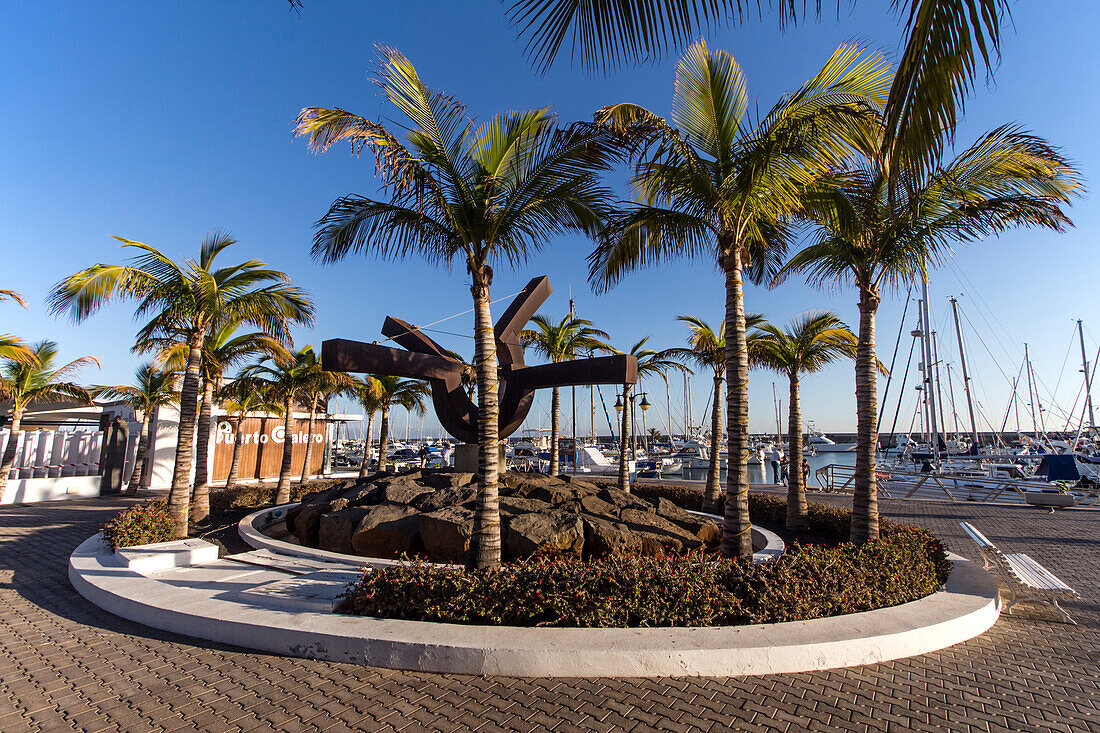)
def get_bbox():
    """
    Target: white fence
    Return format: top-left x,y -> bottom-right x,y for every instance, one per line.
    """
0,427 -> 140,504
